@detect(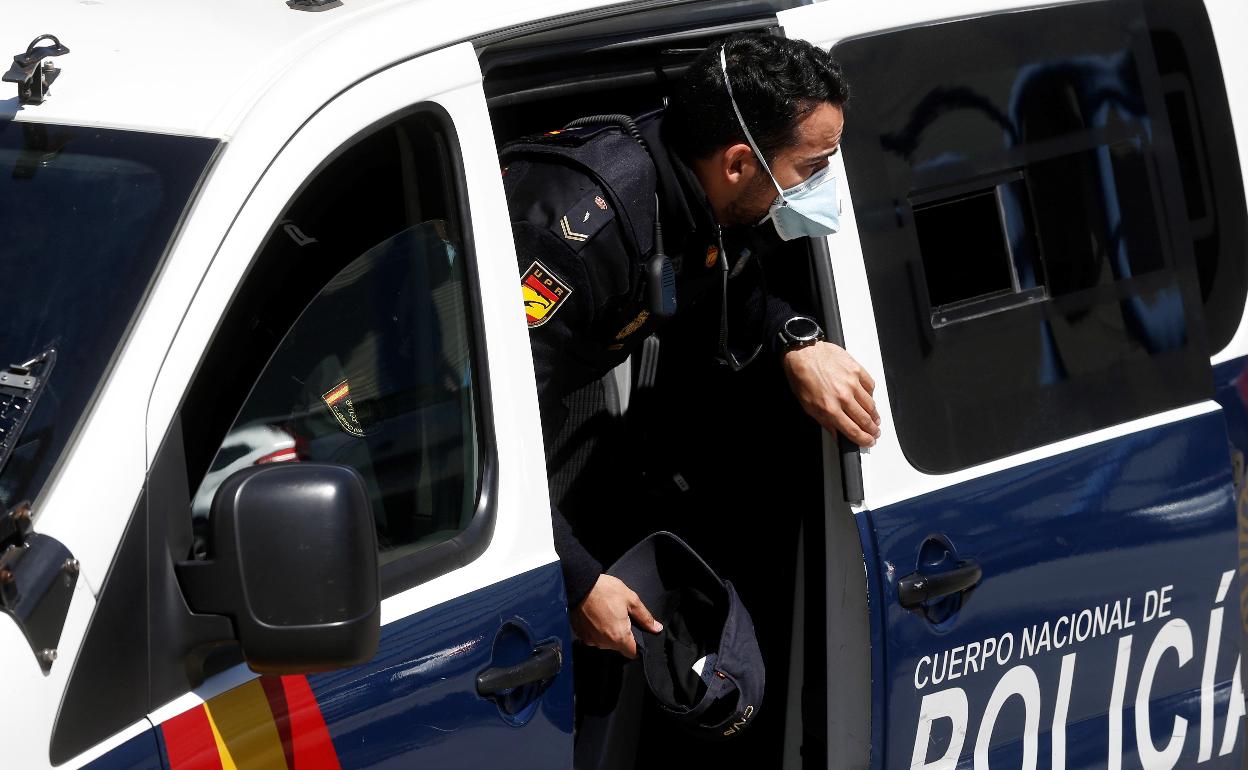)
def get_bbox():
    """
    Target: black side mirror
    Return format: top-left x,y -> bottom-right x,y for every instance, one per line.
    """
175,463 -> 380,674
